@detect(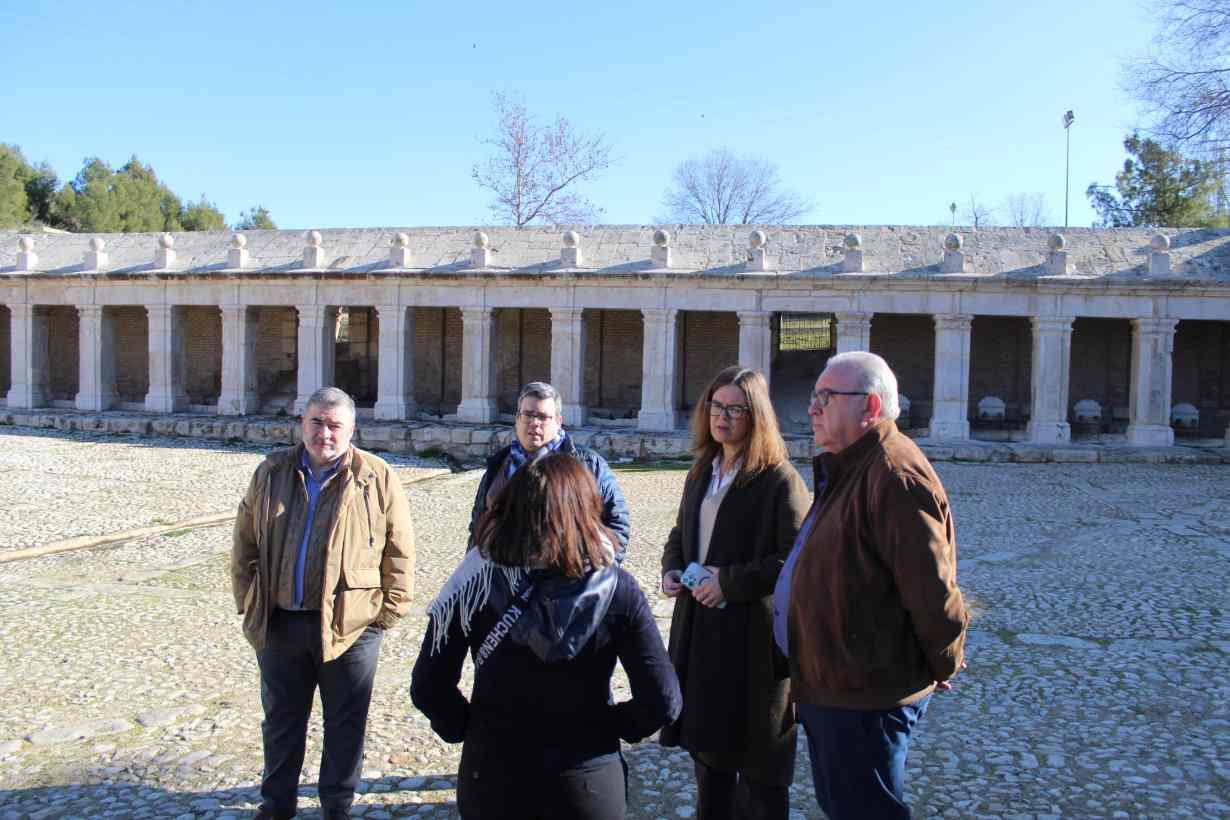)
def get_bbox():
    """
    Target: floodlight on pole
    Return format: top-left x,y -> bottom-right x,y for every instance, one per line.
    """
1063,110 -> 1075,228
